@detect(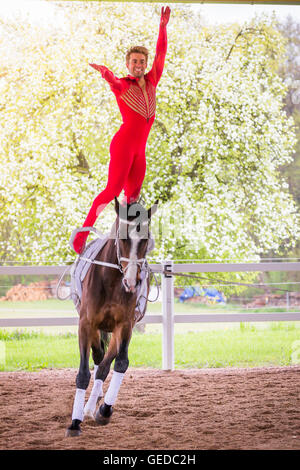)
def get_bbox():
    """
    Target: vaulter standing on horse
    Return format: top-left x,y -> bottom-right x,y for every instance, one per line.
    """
73,6 -> 171,254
